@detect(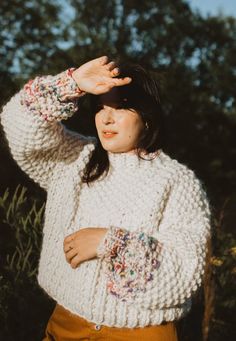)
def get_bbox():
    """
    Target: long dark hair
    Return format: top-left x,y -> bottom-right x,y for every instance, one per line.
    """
82,61 -> 165,185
